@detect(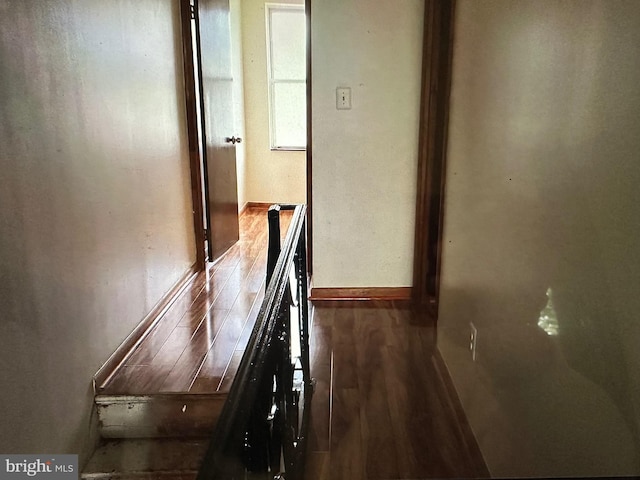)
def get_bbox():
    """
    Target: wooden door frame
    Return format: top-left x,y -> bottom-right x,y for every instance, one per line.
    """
180,0 -> 207,271
412,0 -> 456,313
